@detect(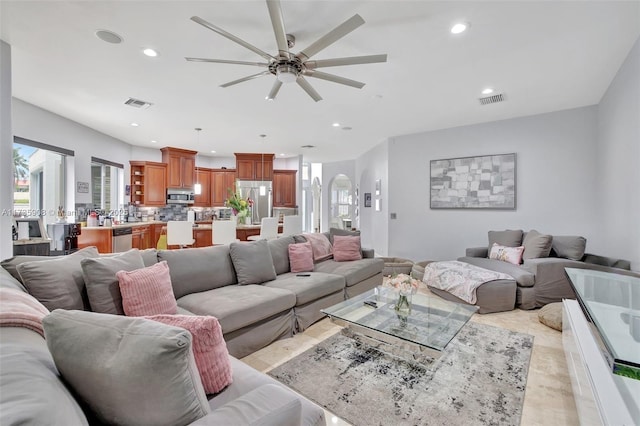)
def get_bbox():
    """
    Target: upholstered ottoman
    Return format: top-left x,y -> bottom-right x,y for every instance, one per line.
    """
428,280 -> 517,314
380,257 -> 414,276
410,260 -> 435,281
